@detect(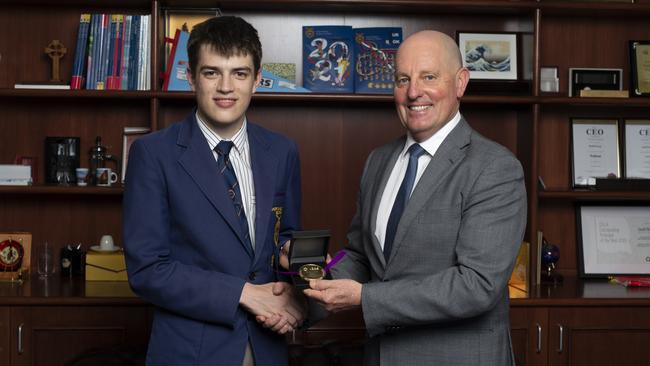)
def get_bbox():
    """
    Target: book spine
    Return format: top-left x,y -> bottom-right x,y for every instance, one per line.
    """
162,29 -> 180,91
71,13 -> 91,90
120,15 -> 132,90
106,14 -> 124,90
96,14 -> 111,90
85,14 -> 99,90
128,15 -> 141,91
